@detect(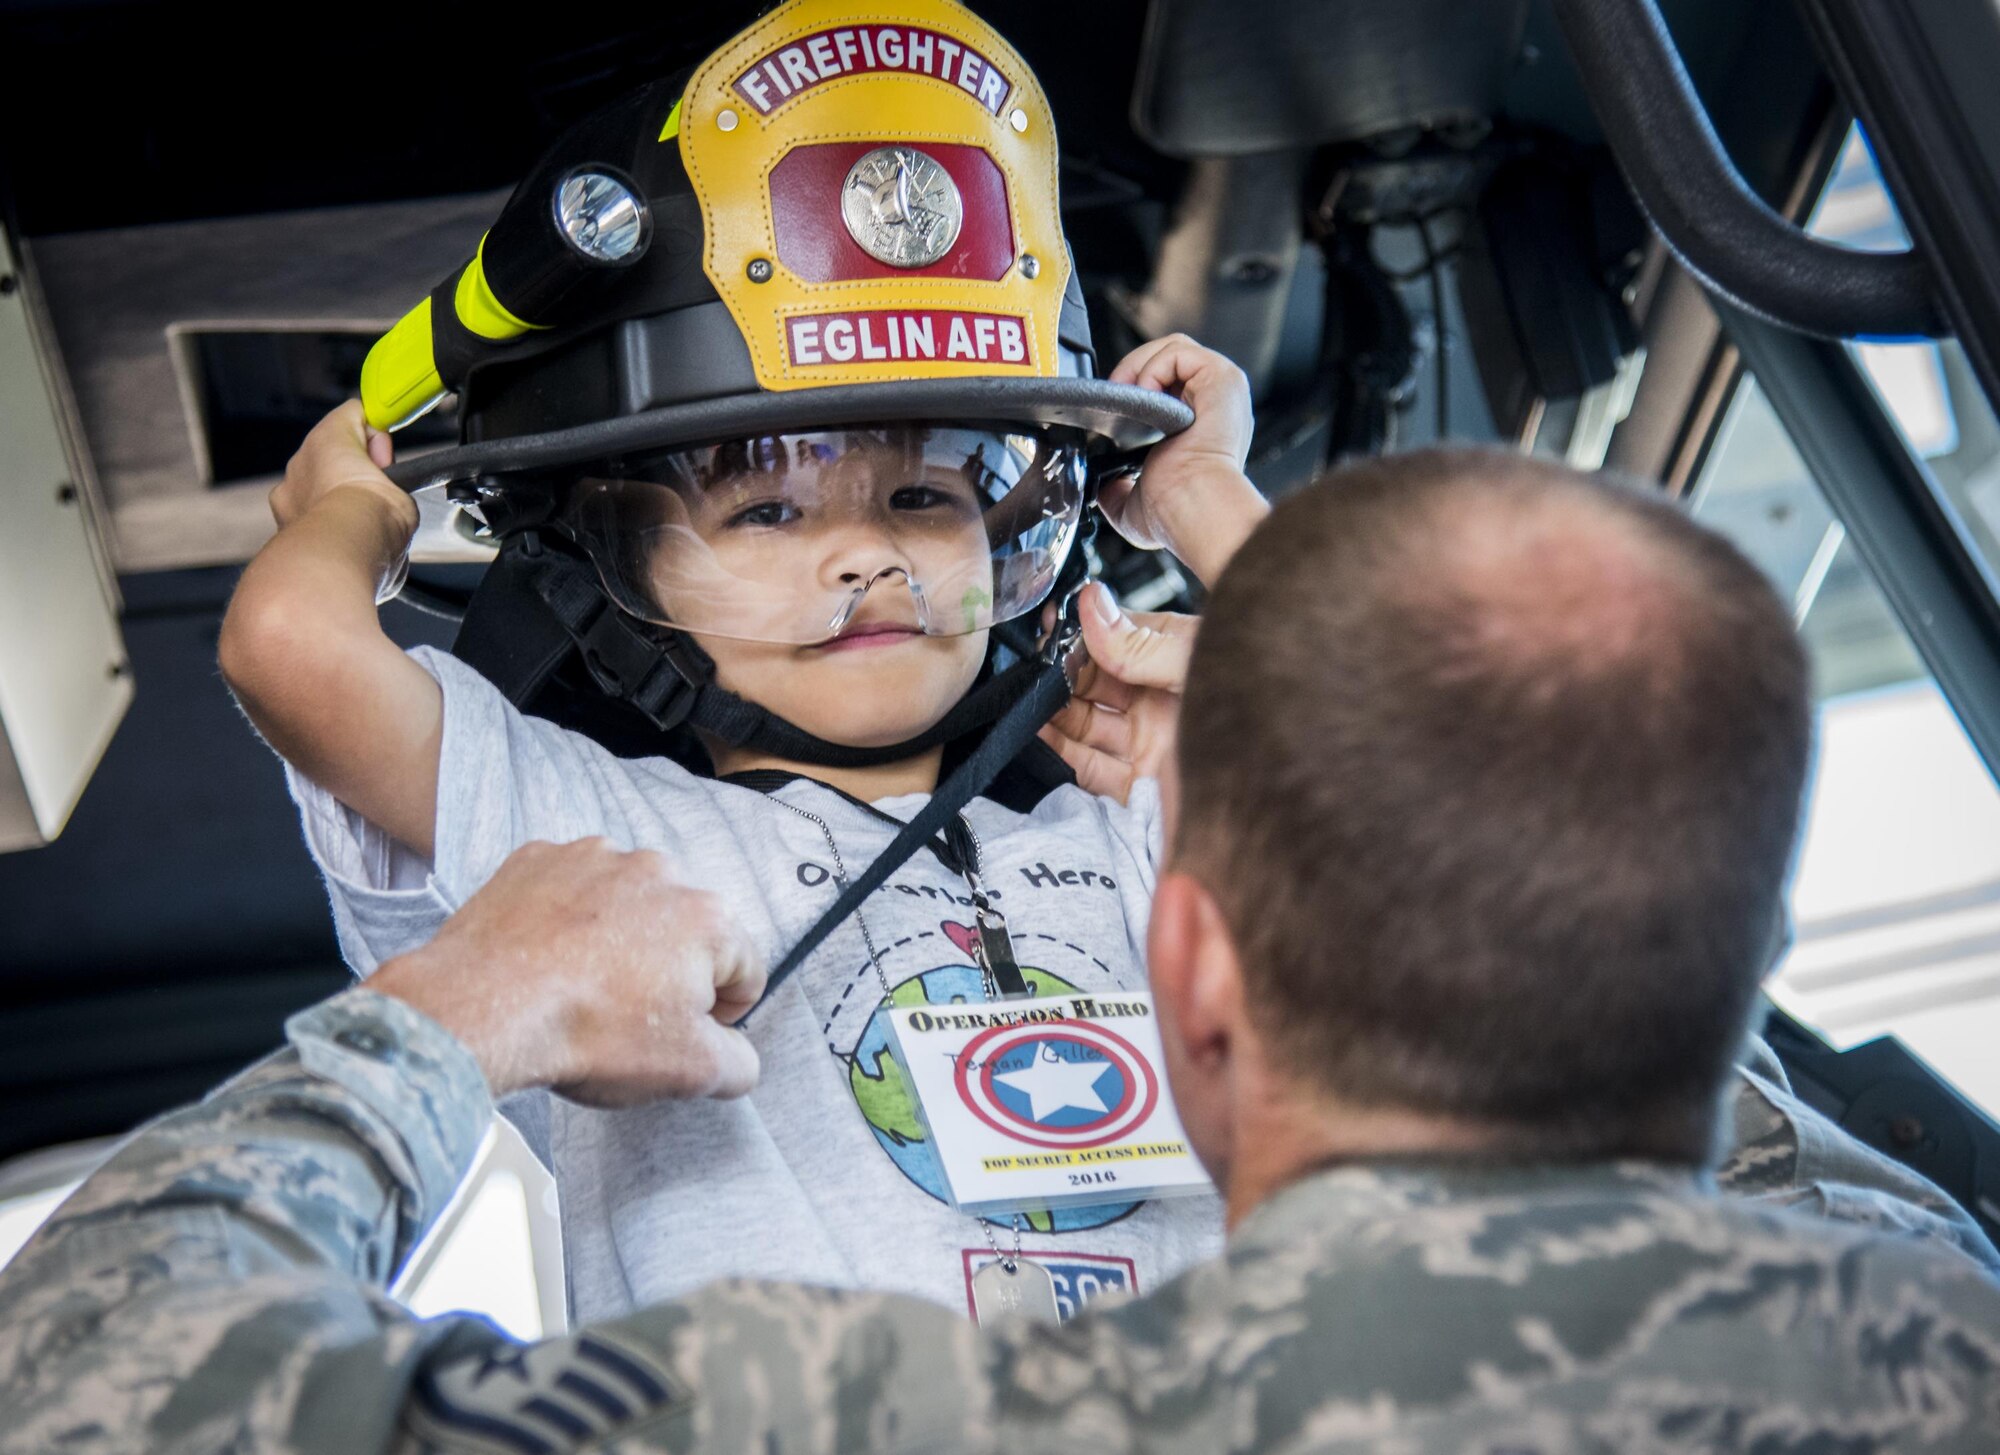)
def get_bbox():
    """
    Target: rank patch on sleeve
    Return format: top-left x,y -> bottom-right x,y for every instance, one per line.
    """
406,1332 -> 682,1454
